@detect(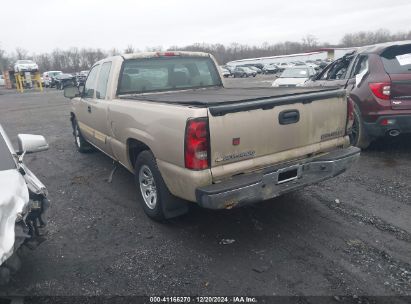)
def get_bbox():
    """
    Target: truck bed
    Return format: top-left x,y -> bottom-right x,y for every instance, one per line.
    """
120,87 -> 345,116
